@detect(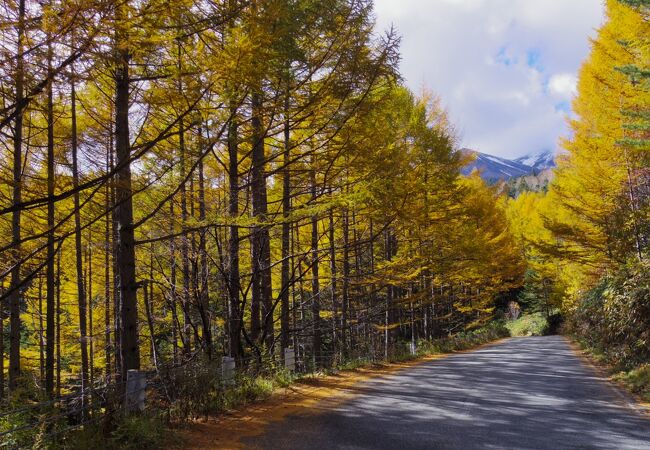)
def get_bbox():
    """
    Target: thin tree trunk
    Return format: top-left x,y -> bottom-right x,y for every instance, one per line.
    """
197,130 -> 212,359
310,164 -> 321,367
56,251 -> 61,397
384,229 -> 392,360
105,121 -> 112,378
179,114 -> 192,355
71,63 -> 90,401
341,209 -> 350,358
9,0 -> 26,393
0,285 -> 3,399
328,207 -> 337,357
144,276 -> 158,370
169,201 -> 181,363
88,232 -> 94,387
39,276 -> 44,383
291,221 -> 299,354
227,107 -> 243,361
111,126 -> 121,377
45,37 -> 56,398
280,94 -> 291,355
368,218 -> 376,354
